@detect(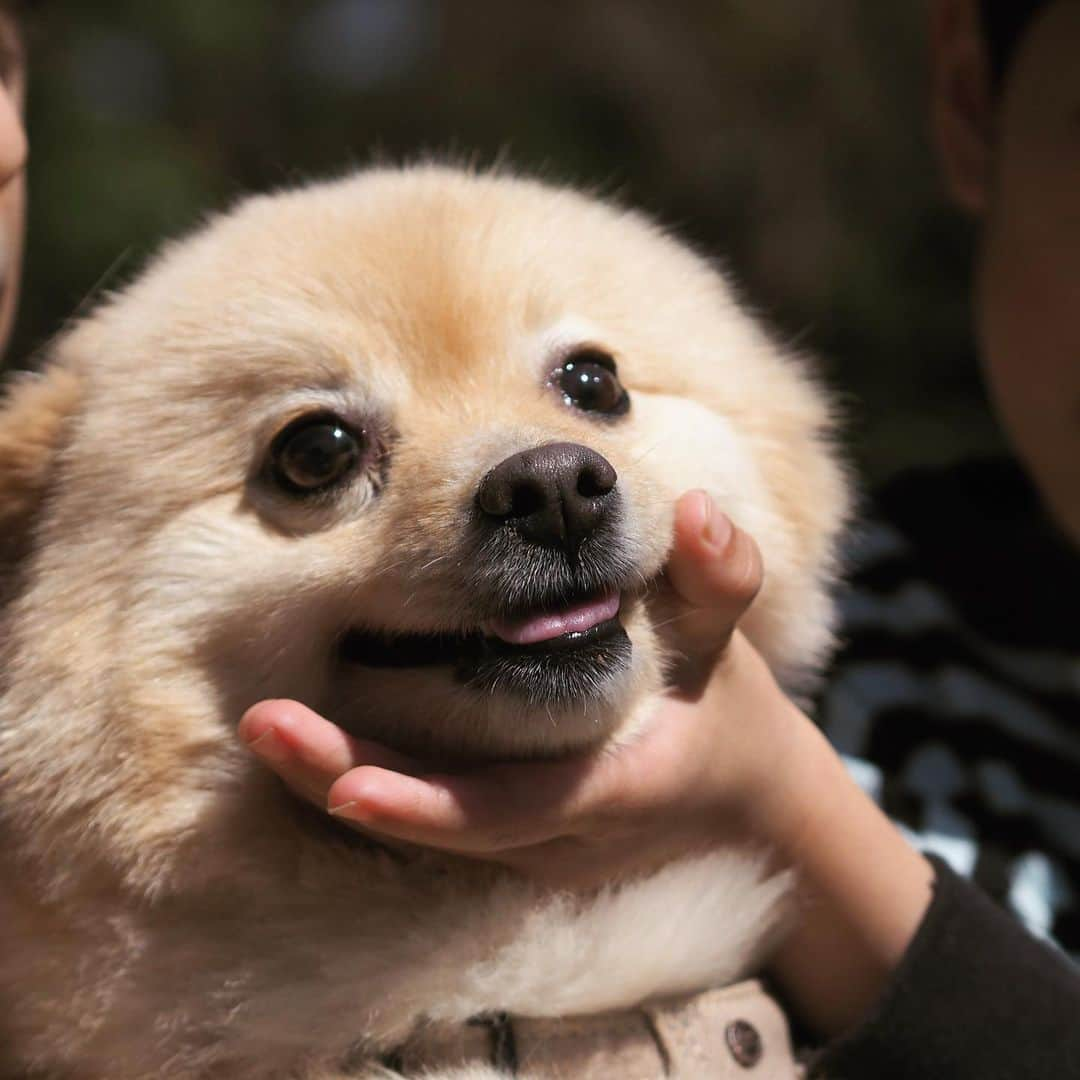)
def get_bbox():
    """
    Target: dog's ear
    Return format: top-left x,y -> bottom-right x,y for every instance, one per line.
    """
0,362 -> 83,580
